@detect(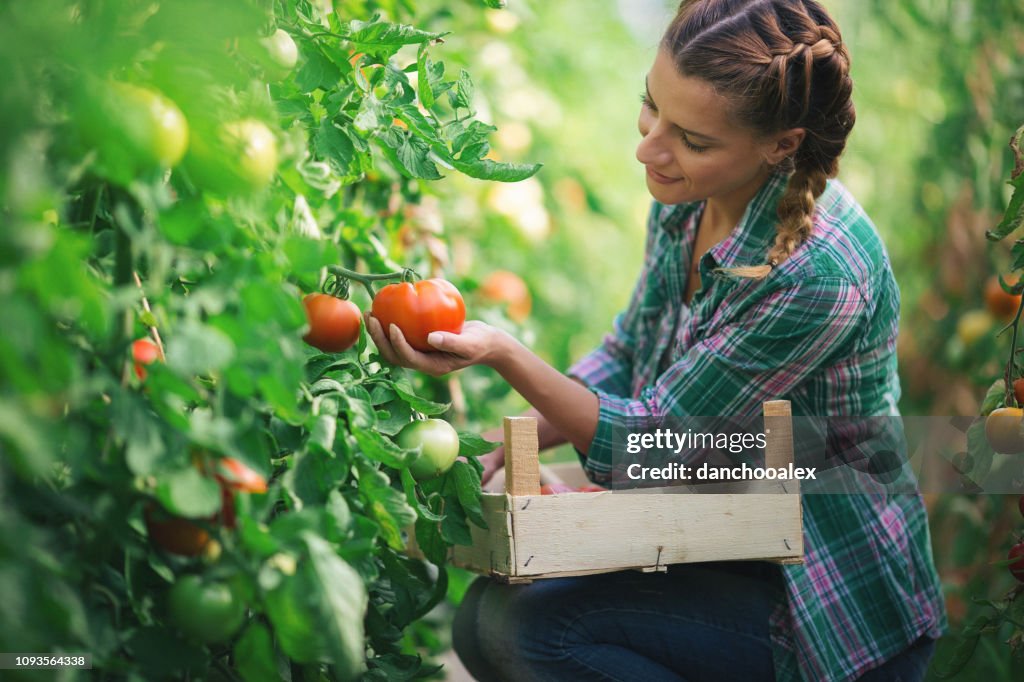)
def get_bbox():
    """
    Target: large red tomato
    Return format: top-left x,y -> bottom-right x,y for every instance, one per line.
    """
302,294 -> 362,353
371,279 -> 465,352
